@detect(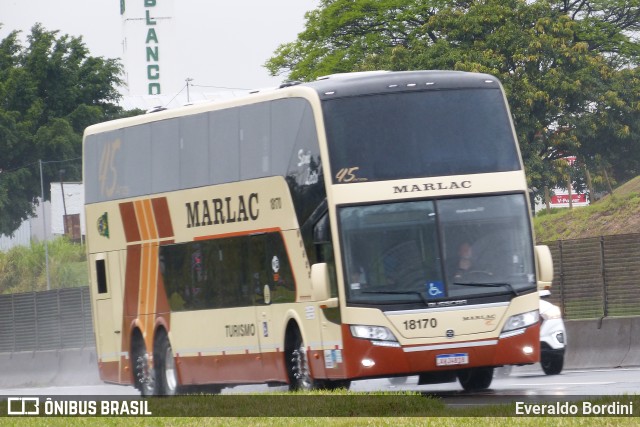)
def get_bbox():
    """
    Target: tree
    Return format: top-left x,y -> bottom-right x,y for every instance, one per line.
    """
266,0 -> 640,197
0,23 -> 132,236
